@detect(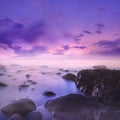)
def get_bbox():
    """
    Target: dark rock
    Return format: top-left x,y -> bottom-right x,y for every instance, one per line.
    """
1,99 -> 36,117
45,94 -> 106,120
62,73 -> 76,81
0,82 -> 7,87
93,65 -> 107,70
25,111 -> 42,120
99,110 -> 120,120
27,80 -> 33,83
75,69 -> 120,108
26,74 -> 30,79
19,84 -> 29,88
43,91 -> 56,97
9,113 -> 24,120
30,82 -> 37,85
56,72 -> 61,75
63,69 -> 69,72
